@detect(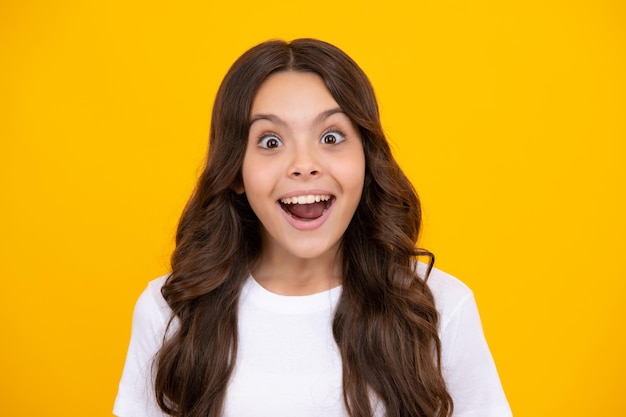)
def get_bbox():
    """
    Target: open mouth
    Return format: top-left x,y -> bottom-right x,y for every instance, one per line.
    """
279,194 -> 335,221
